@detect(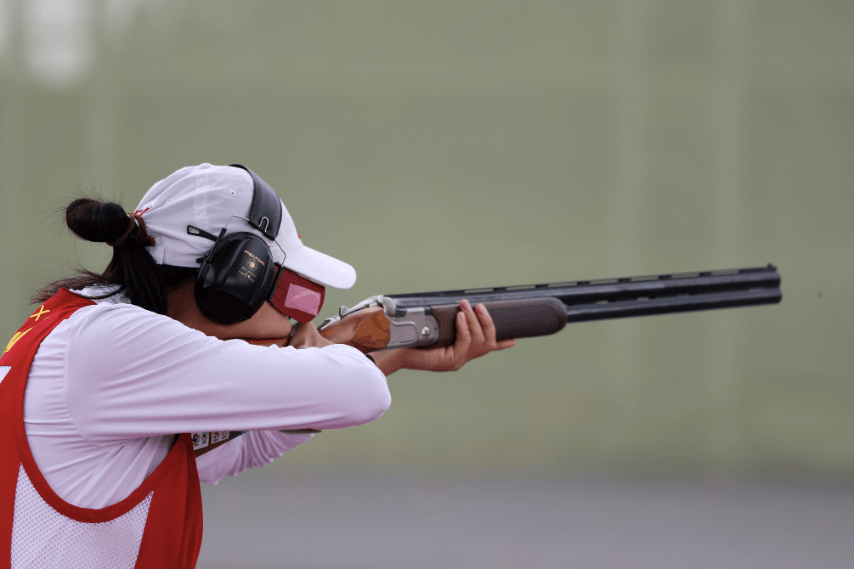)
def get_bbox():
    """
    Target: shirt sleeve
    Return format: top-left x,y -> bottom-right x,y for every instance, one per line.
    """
62,303 -> 391,445
195,430 -> 315,485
